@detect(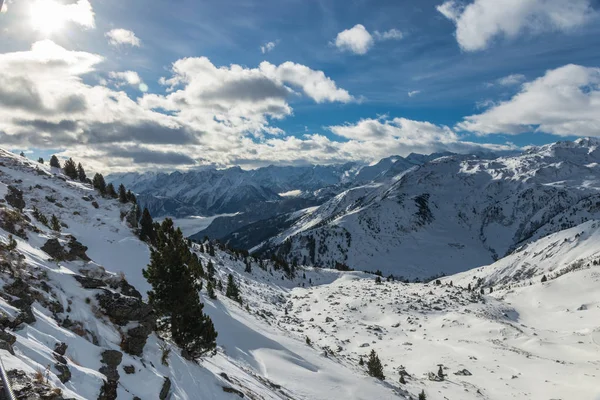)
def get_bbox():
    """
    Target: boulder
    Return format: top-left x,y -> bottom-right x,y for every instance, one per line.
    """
41,238 -> 66,260
5,185 -> 25,210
